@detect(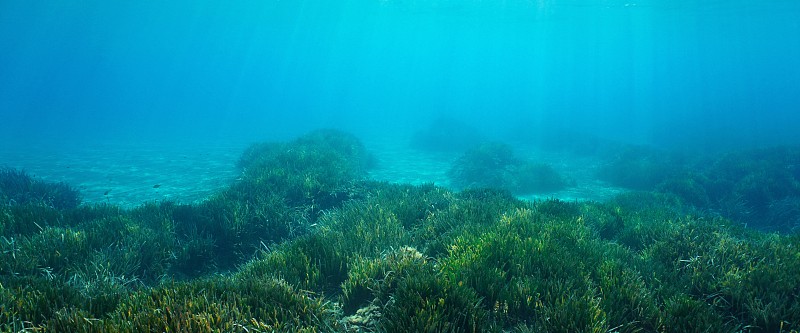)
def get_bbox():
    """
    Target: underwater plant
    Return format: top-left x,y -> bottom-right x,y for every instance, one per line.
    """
342,246 -> 494,333
598,145 -> 800,233
237,129 -> 375,213
596,145 -> 687,190
448,142 -> 568,195
0,167 -> 81,209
